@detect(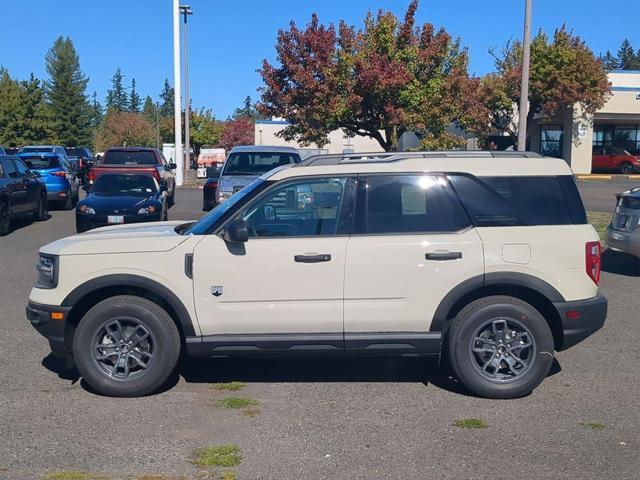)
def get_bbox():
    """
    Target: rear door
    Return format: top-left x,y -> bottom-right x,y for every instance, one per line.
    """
343,174 -> 484,338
